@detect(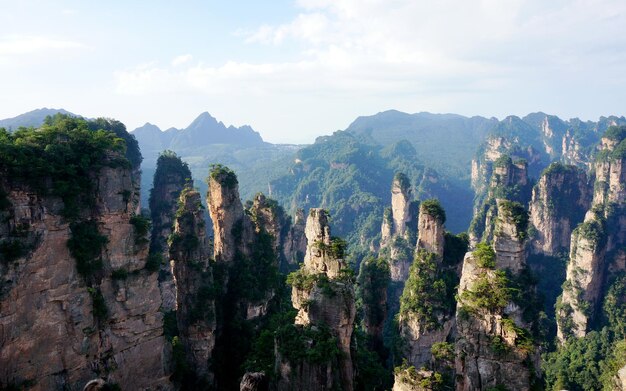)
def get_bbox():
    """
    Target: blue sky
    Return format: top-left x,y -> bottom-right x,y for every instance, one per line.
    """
2,0 -> 626,143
